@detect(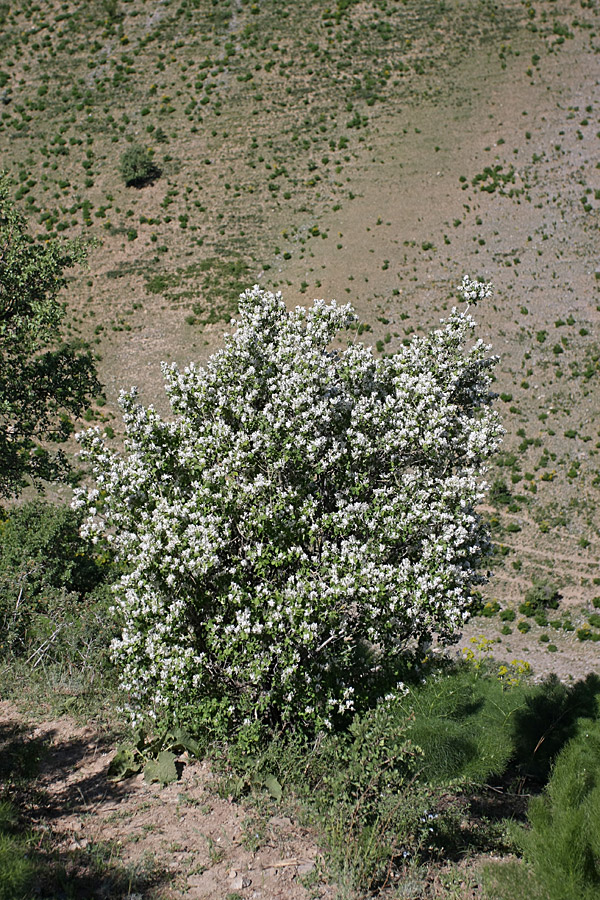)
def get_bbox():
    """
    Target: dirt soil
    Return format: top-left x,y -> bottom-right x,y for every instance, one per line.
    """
0,701 -> 333,900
